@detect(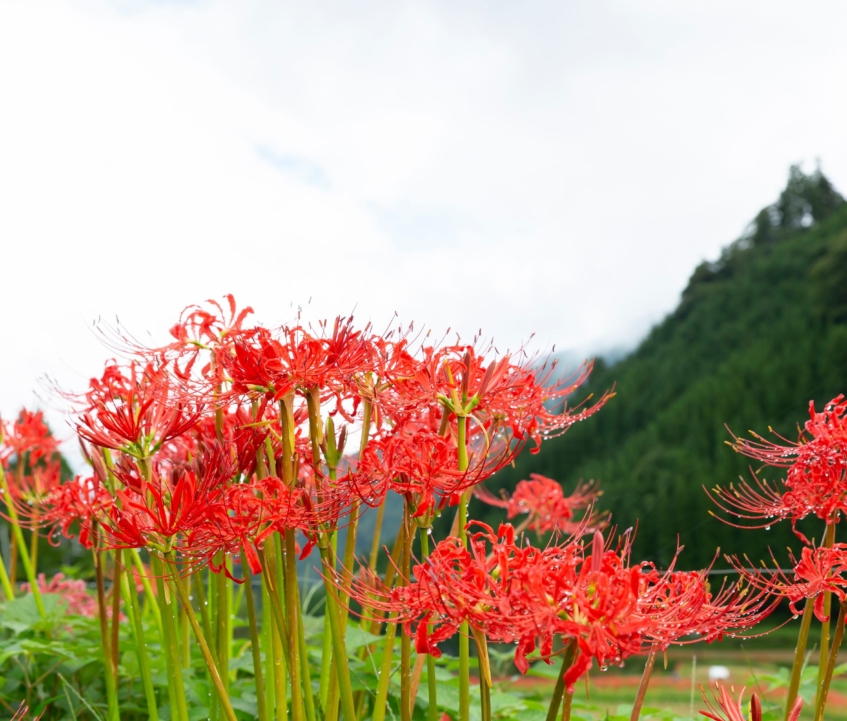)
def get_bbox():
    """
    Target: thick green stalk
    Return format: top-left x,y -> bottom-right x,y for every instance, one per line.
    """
215,555 -> 230,700
371,616 -> 399,721
295,574 -> 318,721
320,531 -> 341,709
786,600 -> 814,720
546,641 -> 576,721
152,553 -> 189,721
261,582 -> 278,719
419,530 -> 438,721
121,568 -> 159,721
562,692 -> 574,721
0,465 -> 44,616
457,415 -> 470,721
192,571 -> 214,648
338,401 -> 372,629
630,651 -> 657,721
110,549 -> 123,673
400,504 -> 412,721
167,559 -> 238,721
95,548 -> 120,721
241,550 -> 268,721
180,570 -> 191,669
472,628 -> 492,721
814,600 -> 847,721
130,549 -> 162,635
262,541 -> 300,721
317,541 -> 359,721
0,546 -> 14,600
819,522 -> 837,691
282,531 -> 306,721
